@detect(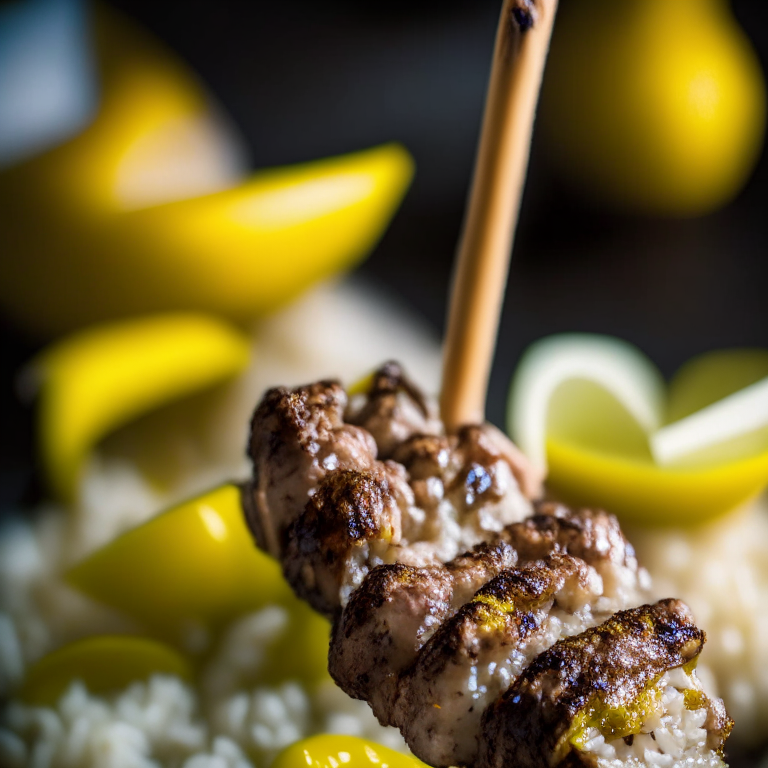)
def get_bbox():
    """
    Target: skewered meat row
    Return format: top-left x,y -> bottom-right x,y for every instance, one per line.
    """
244,363 -> 732,768
244,362 -> 539,614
